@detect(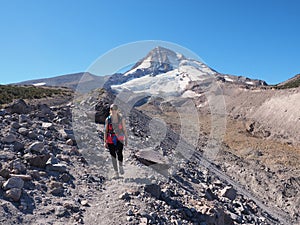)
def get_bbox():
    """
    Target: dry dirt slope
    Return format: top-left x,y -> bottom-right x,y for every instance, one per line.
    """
223,85 -> 300,144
